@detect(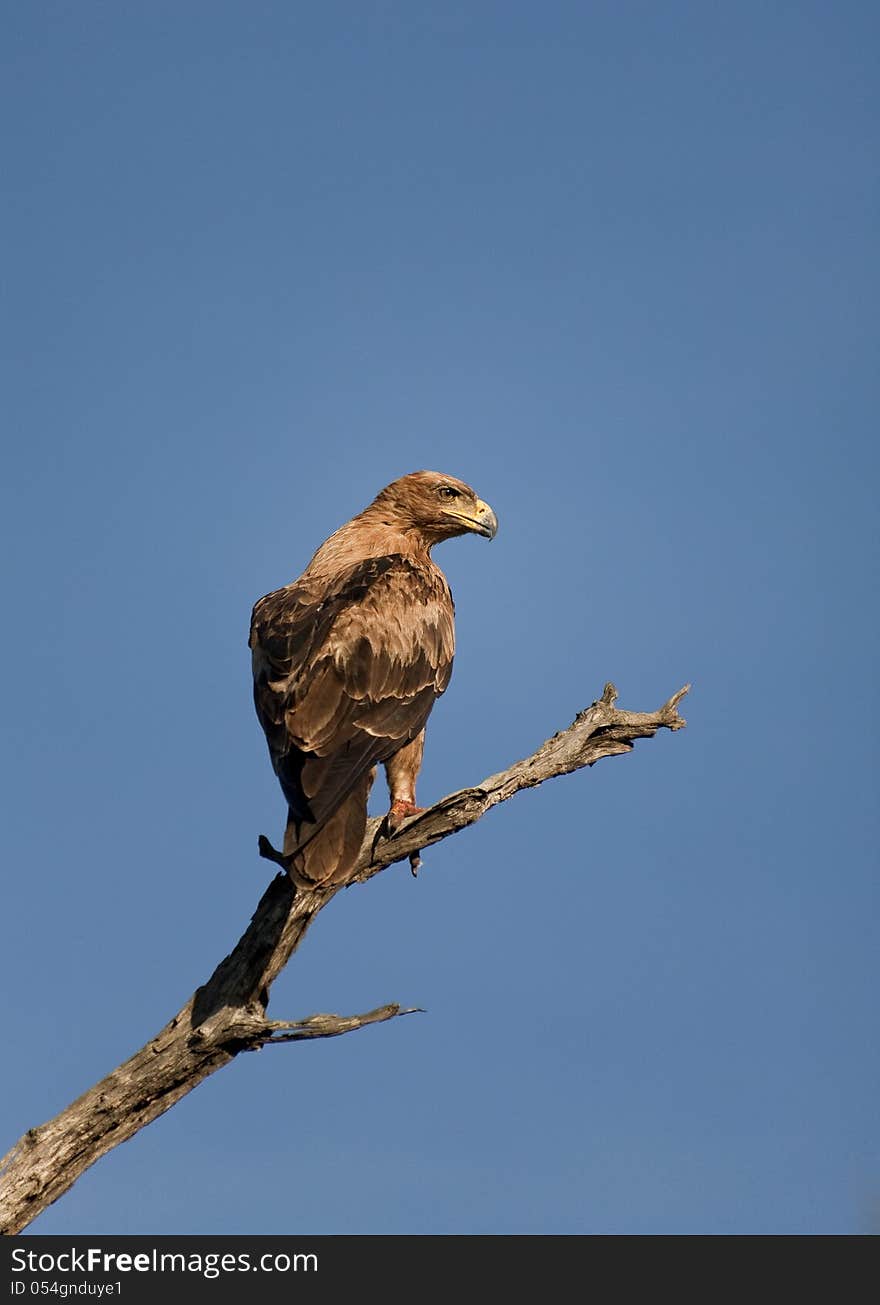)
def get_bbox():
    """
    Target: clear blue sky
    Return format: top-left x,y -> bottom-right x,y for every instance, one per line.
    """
2,1 -> 877,1235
